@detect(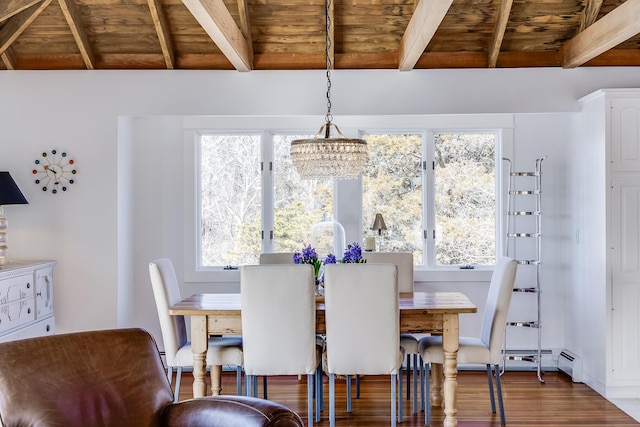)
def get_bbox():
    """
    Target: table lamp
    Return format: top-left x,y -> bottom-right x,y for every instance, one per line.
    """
370,213 -> 387,251
0,172 -> 29,266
